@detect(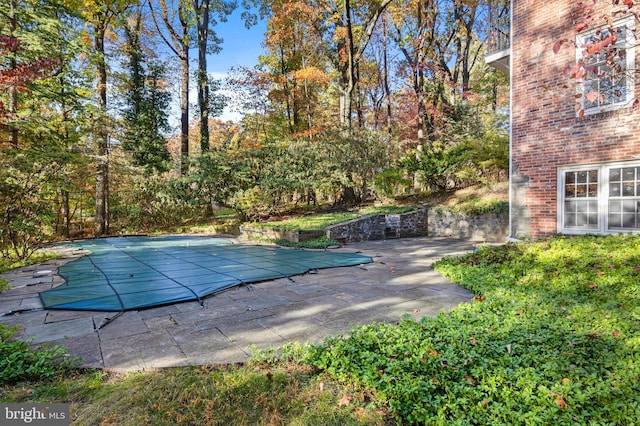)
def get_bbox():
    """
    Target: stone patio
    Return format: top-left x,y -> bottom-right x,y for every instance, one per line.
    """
0,236 -> 475,373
